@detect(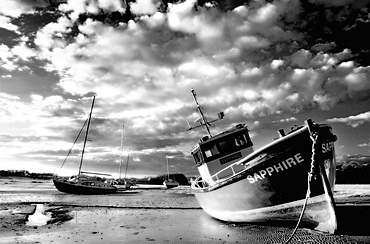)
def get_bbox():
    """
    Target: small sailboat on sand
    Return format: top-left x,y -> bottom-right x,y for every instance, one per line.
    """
53,96 -> 117,195
163,151 -> 179,189
115,125 -> 132,190
187,89 -> 338,234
